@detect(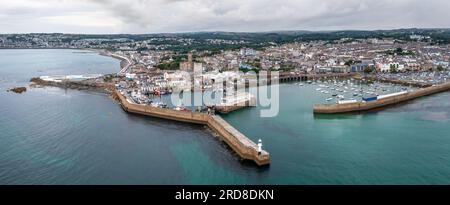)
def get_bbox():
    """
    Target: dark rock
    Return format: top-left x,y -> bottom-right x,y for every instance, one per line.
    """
8,87 -> 27,94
